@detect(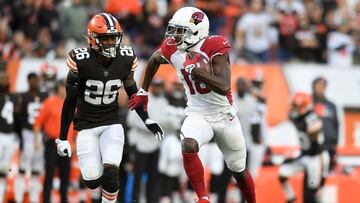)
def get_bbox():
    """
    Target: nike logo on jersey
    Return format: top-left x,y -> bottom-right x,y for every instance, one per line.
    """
229,116 -> 235,121
223,41 -> 228,45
